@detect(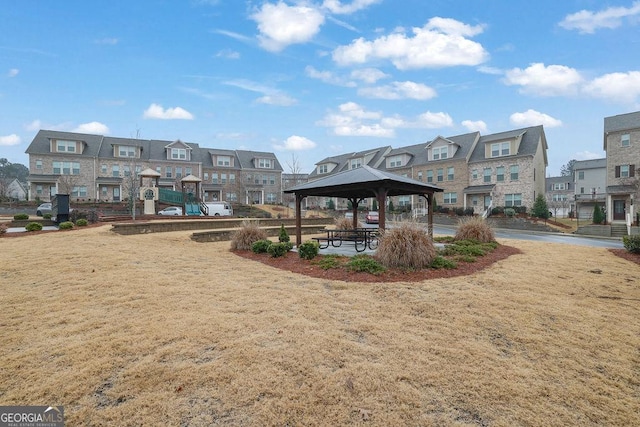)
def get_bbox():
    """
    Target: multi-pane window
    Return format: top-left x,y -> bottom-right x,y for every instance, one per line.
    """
72,186 -> 88,197
212,173 -> 219,184
266,193 -> 278,203
426,170 -> 433,183
226,192 -> 237,202
496,166 -> 505,182
156,166 -> 162,175
165,167 -> 172,178
620,165 -> 630,178
621,134 -> 630,147
437,168 -> 444,182
101,186 -> 108,197
269,174 -> 276,185
220,174 -> 227,184
123,165 -> 131,177
491,142 -> 510,157
258,158 -> 273,169
318,164 -> 328,174
510,165 -> 519,180
36,185 -> 43,196
552,194 -> 568,201
112,165 -> 120,177
505,193 -> 522,207
119,145 -> 136,157
553,183 -> 566,190
53,161 -> 80,175
135,165 -> 142,174
101,164 -> 107,174
35,160 -> 42,170
350,158 -> 362,169
444,192 -> 457,204
56,140 -> 76,152
432,146 -> 448,160
229,173 -> 236,184
447,167 -> 454,181
388,155 -> 403,168
472,169 -> 478,180
578,171 -> 585,180
417,171 -> 423,181
171,148 -> 187,160
185,167 -> 192,176
176,167 -> 183,178
217,156 -> 231,166
483,168 -> 492,183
